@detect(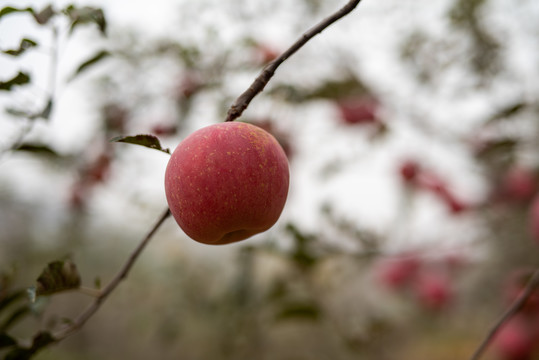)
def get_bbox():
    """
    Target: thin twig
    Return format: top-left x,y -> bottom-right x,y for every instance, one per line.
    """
469,268 -> 539,360
53,207 -> 171,340
225,0 -> 363,122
